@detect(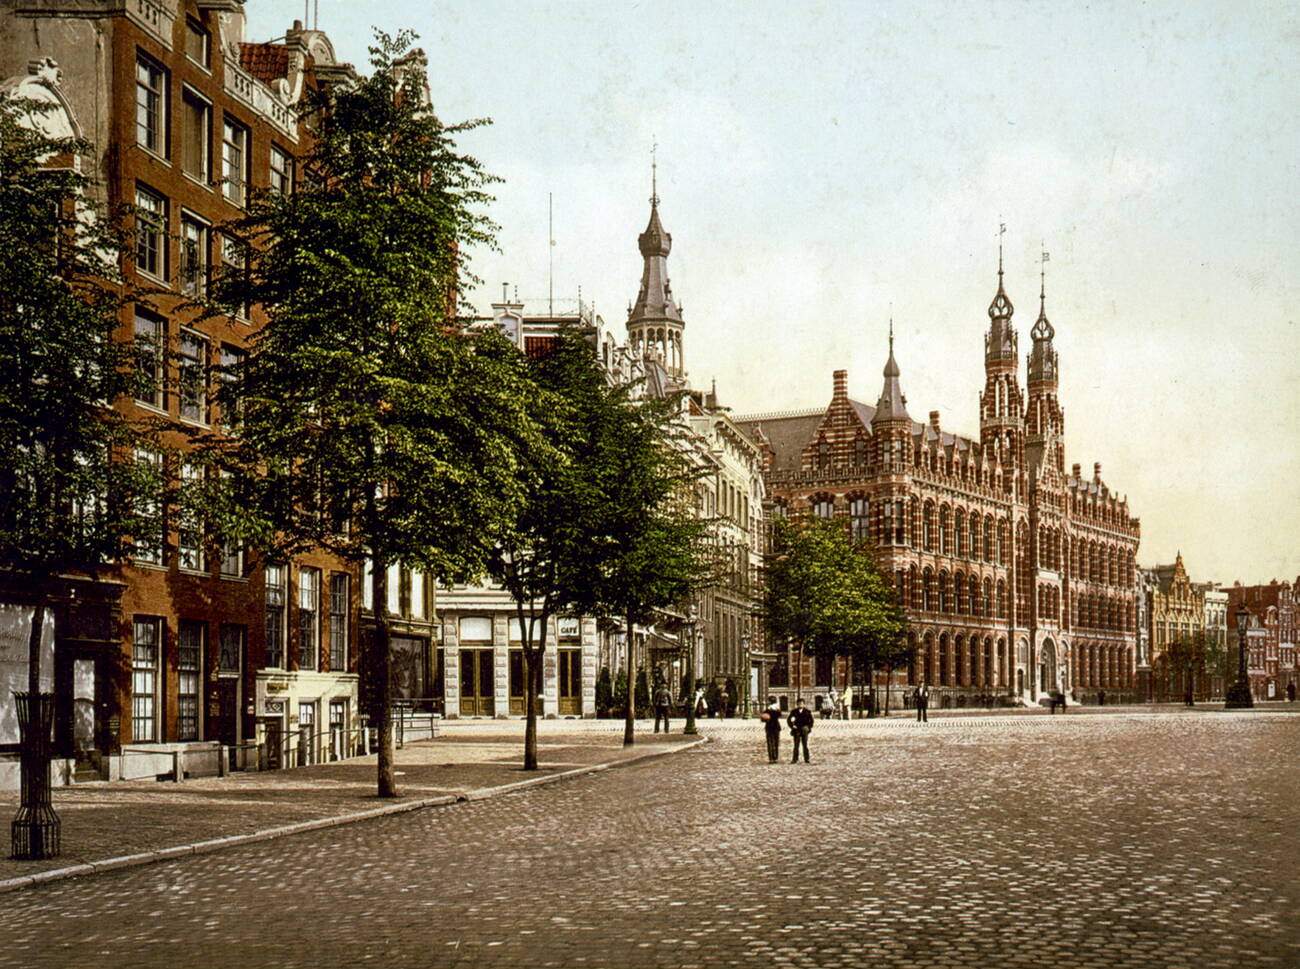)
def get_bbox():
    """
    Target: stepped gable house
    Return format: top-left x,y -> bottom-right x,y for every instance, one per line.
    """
736,247 -> 1141,709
